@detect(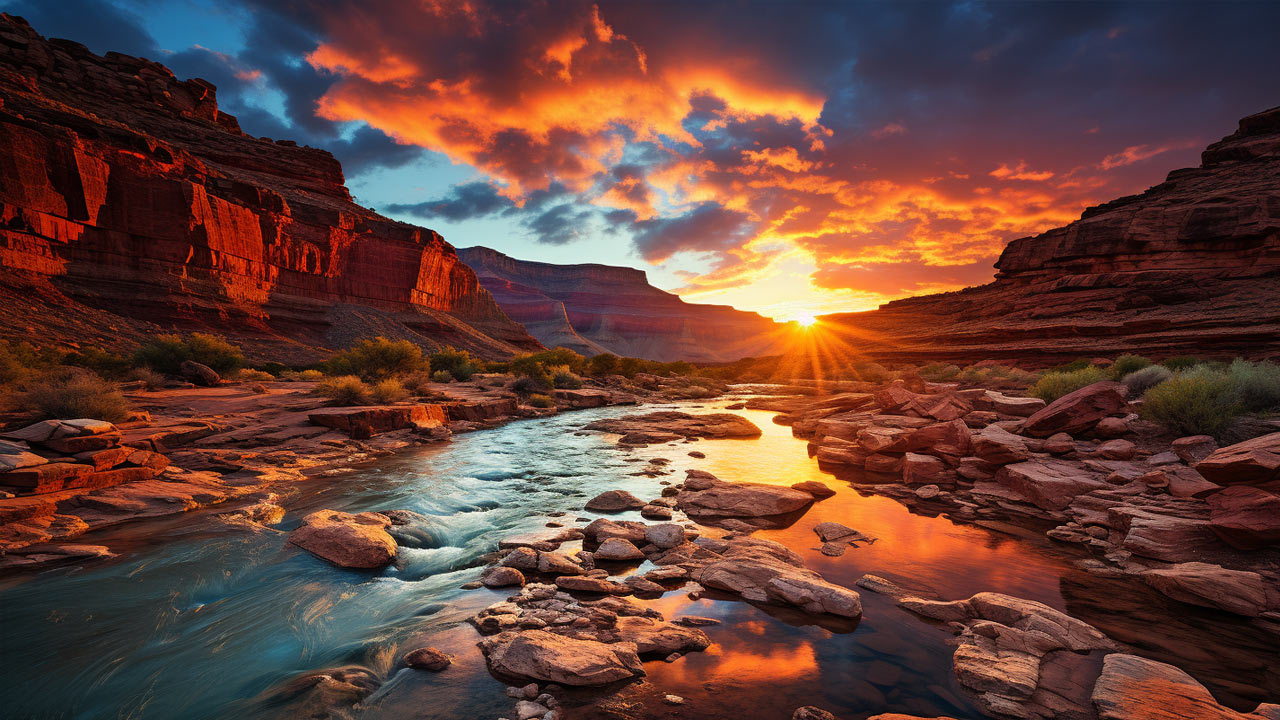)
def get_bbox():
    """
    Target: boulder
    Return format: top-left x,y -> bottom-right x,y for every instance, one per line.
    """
553,576 -> 632,594
1207,486 -> 1280,549
972,425 -> 1031,465
585,490 -> 646,512
640,504 -> 672,520
903,419 -> 972,461
1195,432 -> 1280,485
584,411 -> 761,439
994,459 -> 1107,511
1172,435 -> 1218,464
403,647 -> 452,671
180,360 -> 220,387
865,453 -> 903,473
694,537 -> 861,617
615,616 -> 710,655
677,478 -> 813,518
1044,433 -> 1075,455
1094,416 -> 1129,438
793,708 -> 838,720
288,510 -> 397,568
584,518 -> 648,544
1141,562 -> 1273,617
1097,439 -> 1137,460
482,566 -> 526,588
644,523 -> 686,549
477,630 -> 644,686
1021,382 -> 1128,438
593,537 -> 645,561
790,480 -> 836,498
308,404 -> 447,438
902,453 -> 951,486
1092,653 -> 1280,720
982,391 -> 1046,417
